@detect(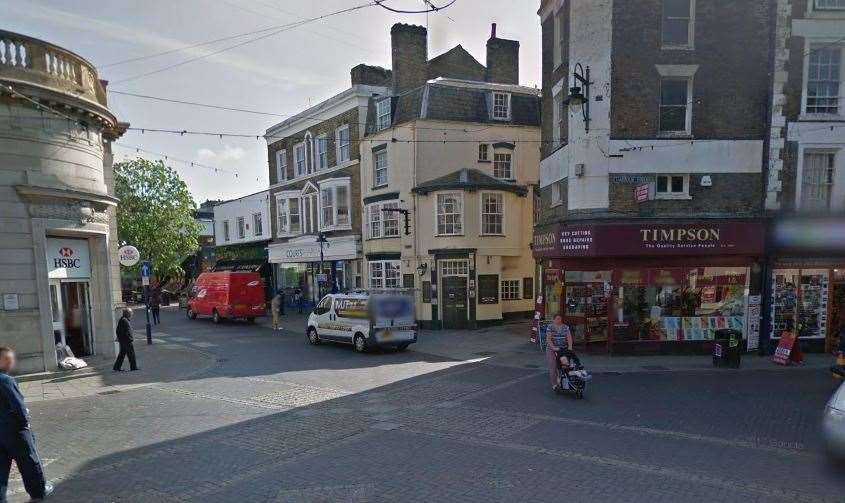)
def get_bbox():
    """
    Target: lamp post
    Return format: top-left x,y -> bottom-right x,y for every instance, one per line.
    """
563,63 -> 593,133
315,232 -> 331,297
